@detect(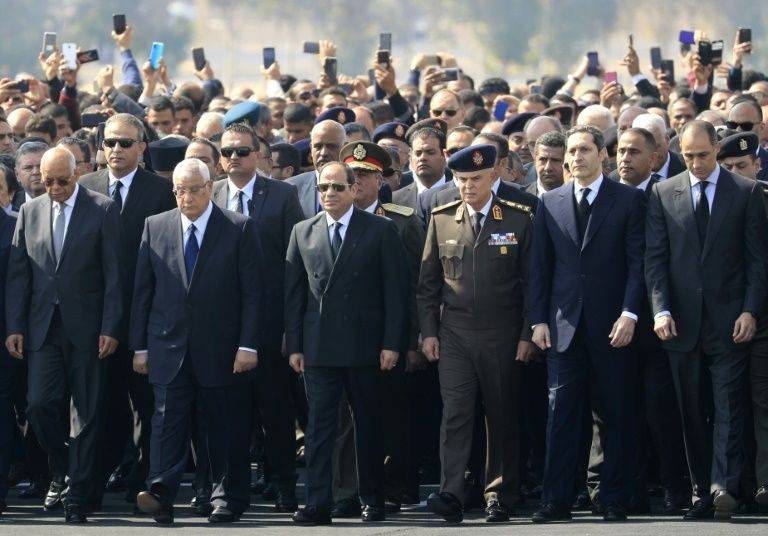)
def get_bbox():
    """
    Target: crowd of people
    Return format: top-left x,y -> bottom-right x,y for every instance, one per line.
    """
0,18 -> 767,527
